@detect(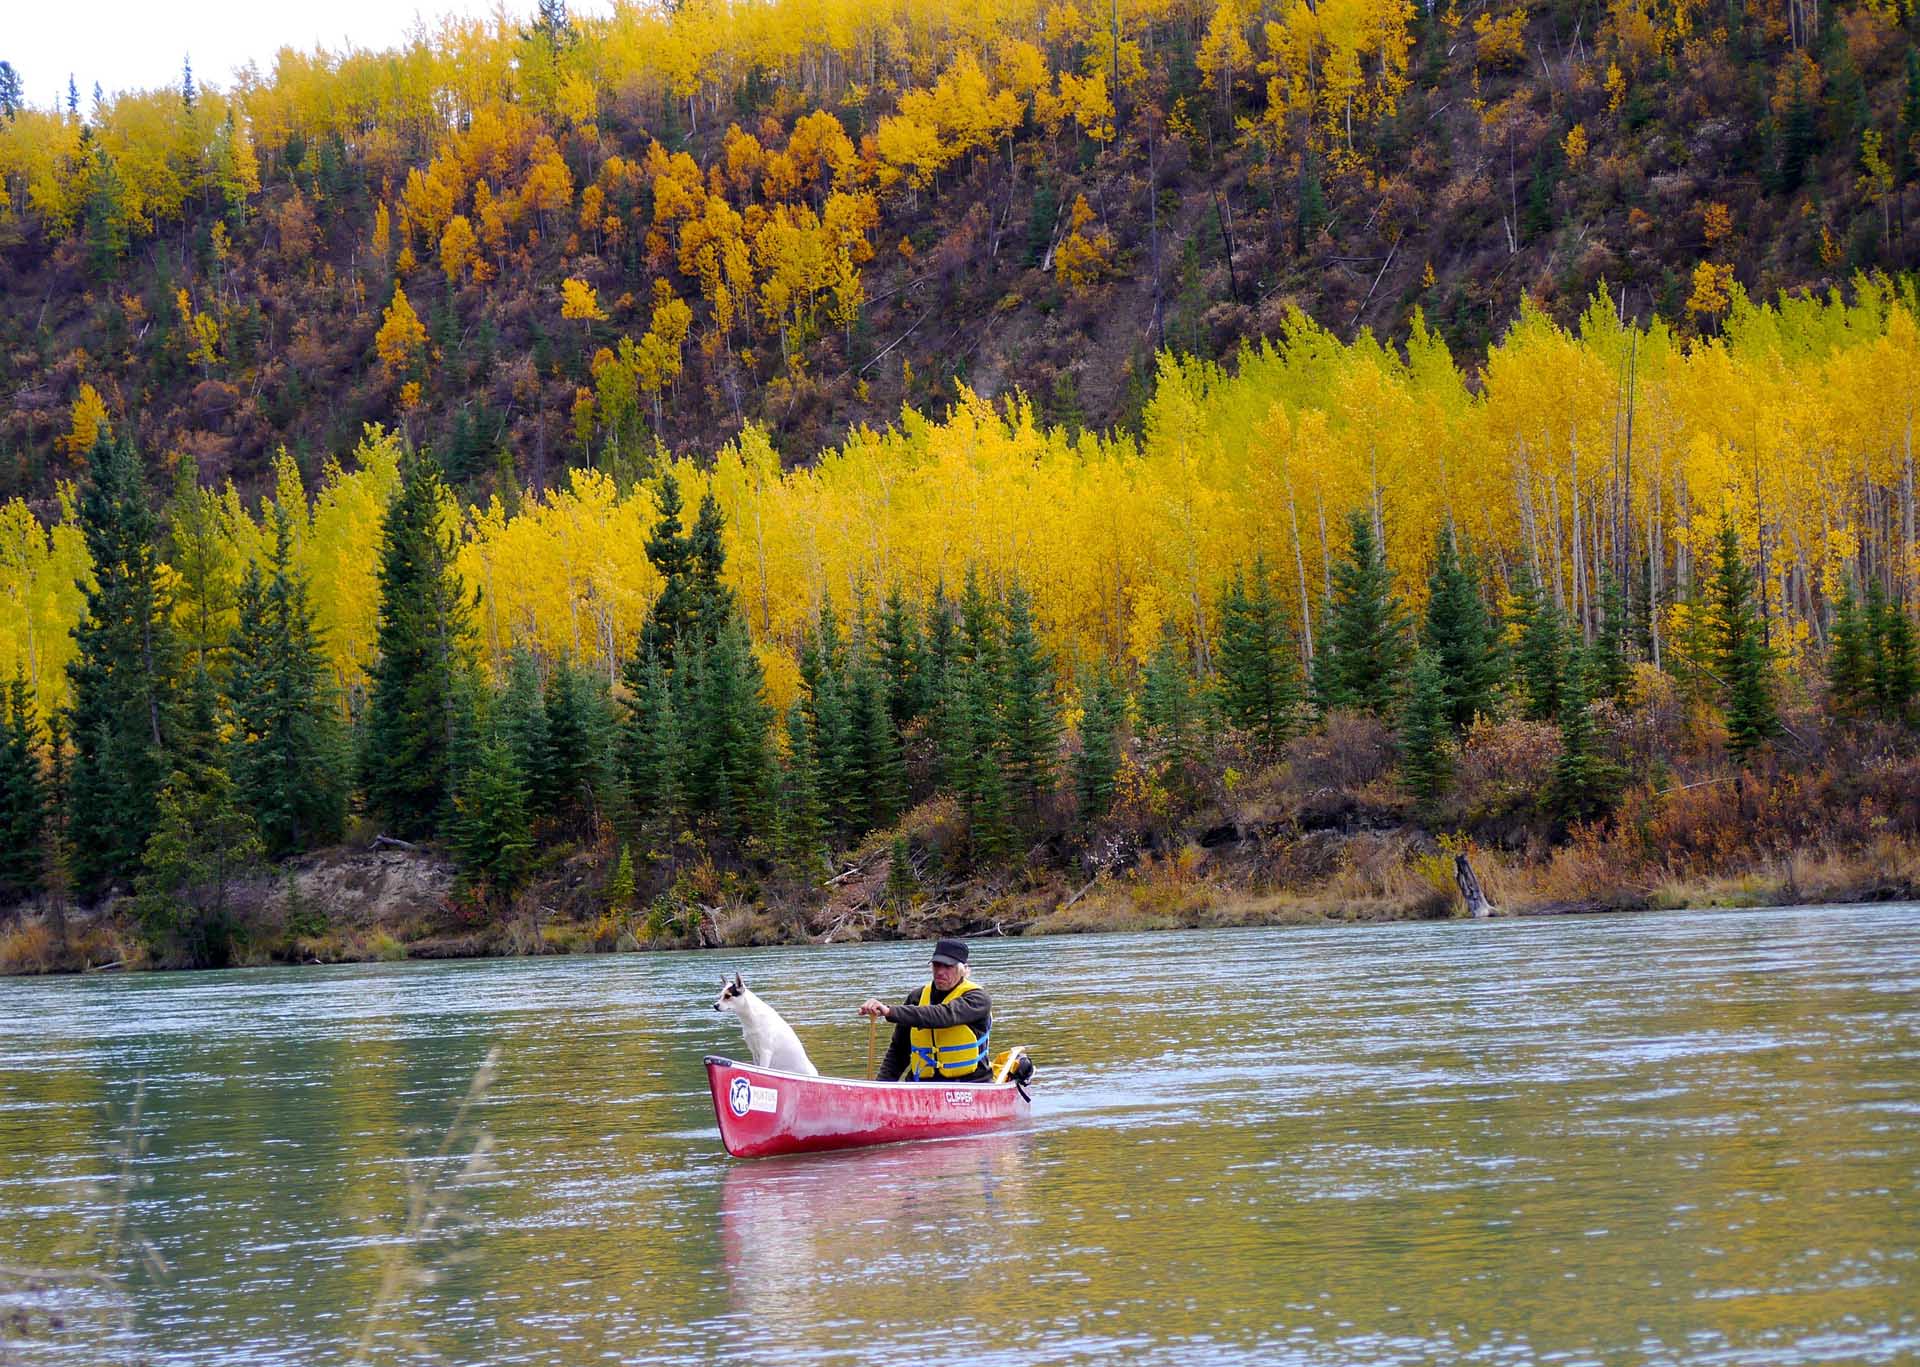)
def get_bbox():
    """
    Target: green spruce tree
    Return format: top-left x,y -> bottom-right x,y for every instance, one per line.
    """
620,652 -> 684,849
361,449 -> 475,837
997,582 -> 1059,811
0,672 -> 45,901
451,732 -> 533,900
1709,518 -> 1781,763
135,668 -> 263,966
1512,571 -> 1569,721
228,509 -> 347,856
1549,651 -> 1621,826
1073,663 -> 1125,825
877,586 -> 925,725
1216,558 -> 1303,753
1420,533 -> 1499,732
1398,649 -> 1453,803
1867,583 -> 1919,724
1589,573 -> 1634,702
638,471 -> 698,665
66,434 -> 180,894
780,702 -> 829,873
1312,510 -> 1411,716
1827,578 -> 1874,718
1142,625 -> 1204,794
